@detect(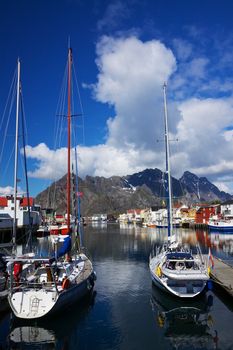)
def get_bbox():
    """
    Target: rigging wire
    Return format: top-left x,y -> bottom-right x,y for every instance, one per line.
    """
46,61 -> 68,211
0,70 -> 17,178
72,60 -> 85,146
